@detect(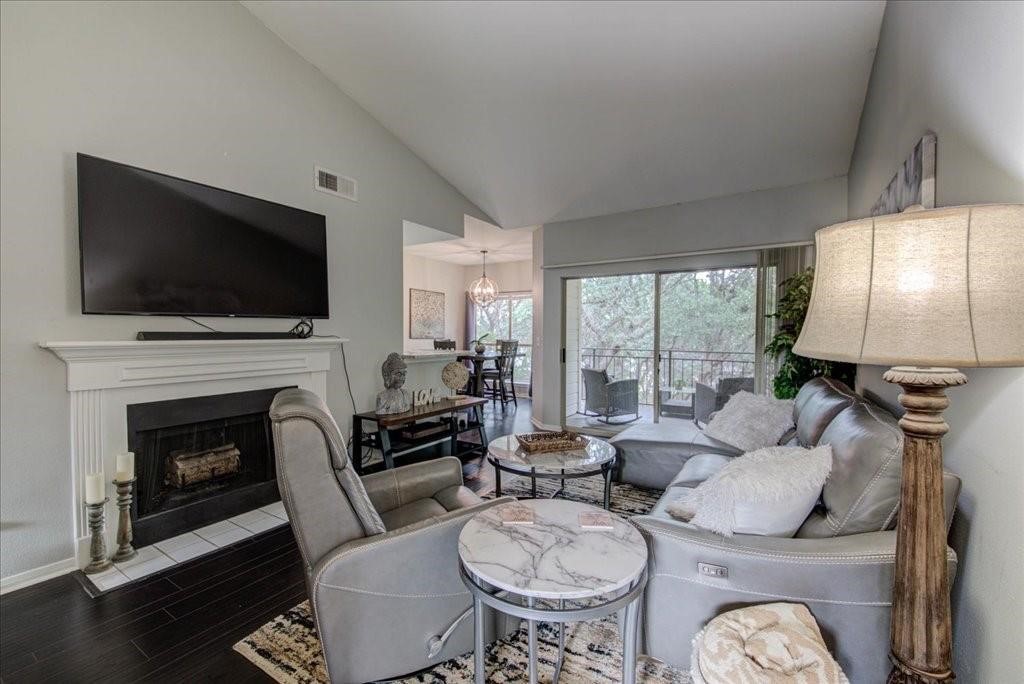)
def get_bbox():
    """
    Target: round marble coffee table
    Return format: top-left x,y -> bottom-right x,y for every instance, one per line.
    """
458,499 -> 648,684
487,434 -> 617,509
